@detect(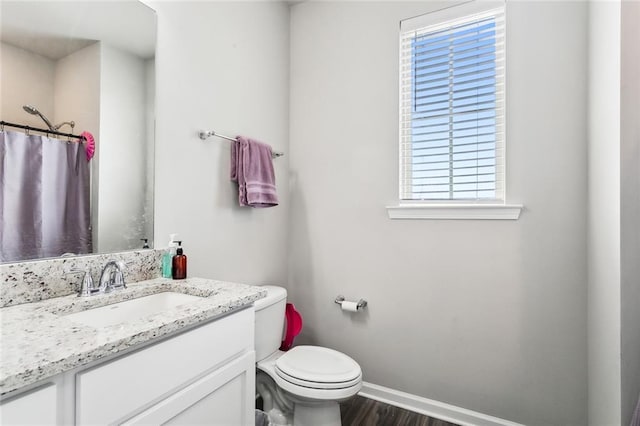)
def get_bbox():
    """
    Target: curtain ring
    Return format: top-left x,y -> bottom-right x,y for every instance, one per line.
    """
0,122 -> 4,132
25,127 -> 30,135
